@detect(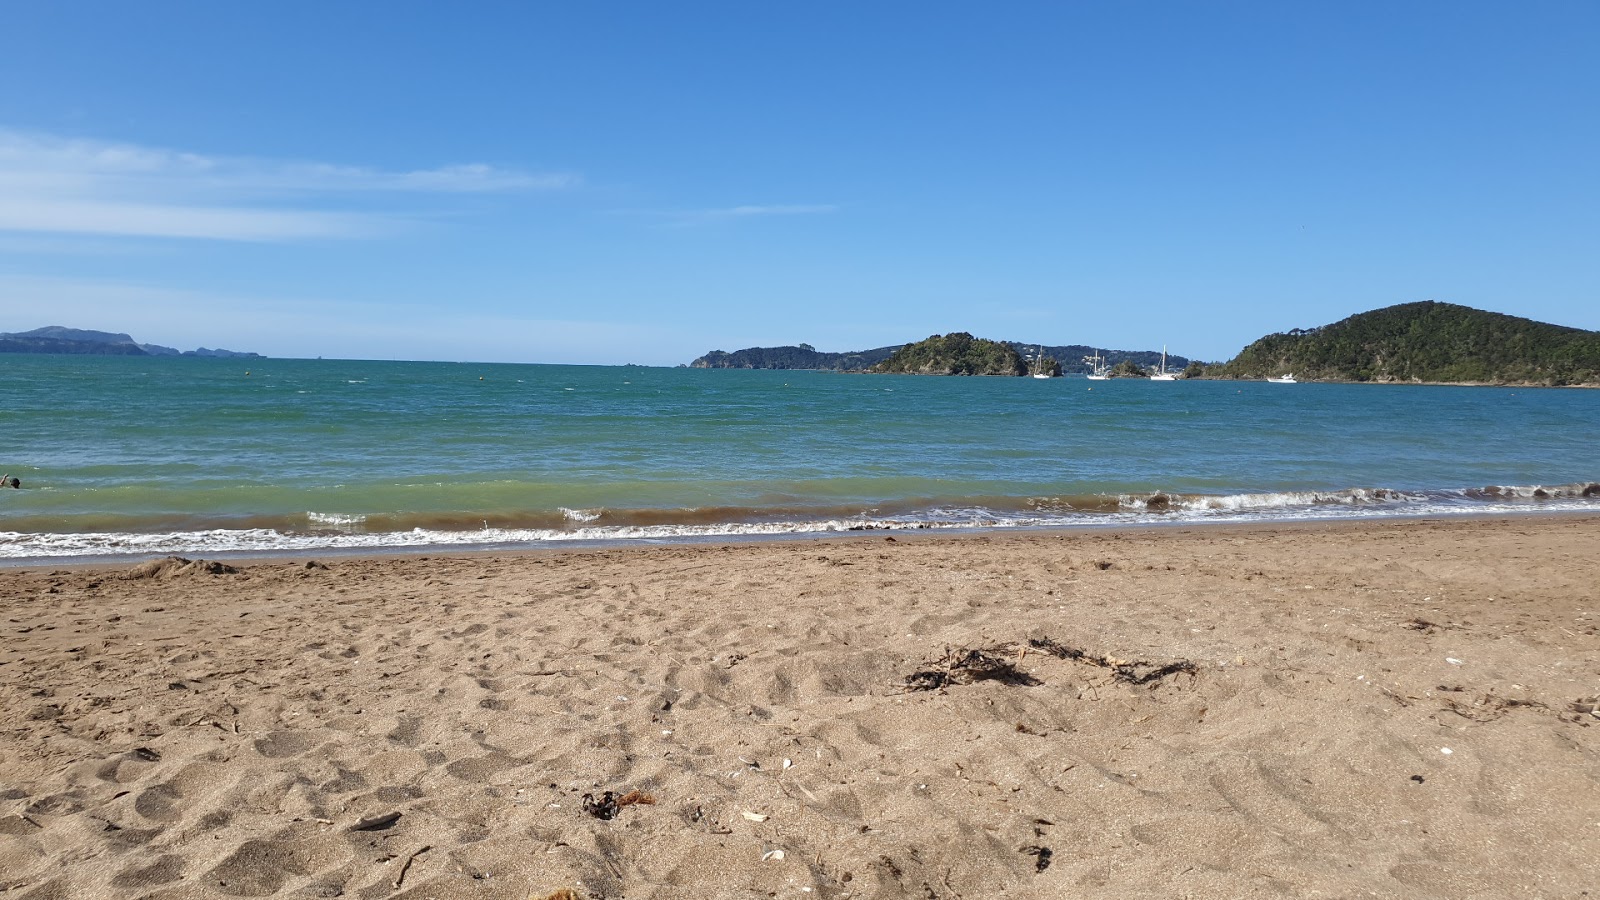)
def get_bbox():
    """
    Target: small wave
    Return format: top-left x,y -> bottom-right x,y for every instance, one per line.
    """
306,512 -> 368,527
1116,487 -> 1428,512
1467,482 -> 1600,500
2,481 -> 1596,562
